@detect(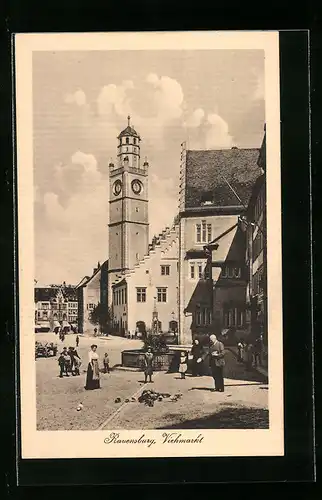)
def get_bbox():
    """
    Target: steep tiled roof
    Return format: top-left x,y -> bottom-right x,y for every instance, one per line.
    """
34,286 -> 77,302
184,148 -> 261,209
118,125 -> 140,139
